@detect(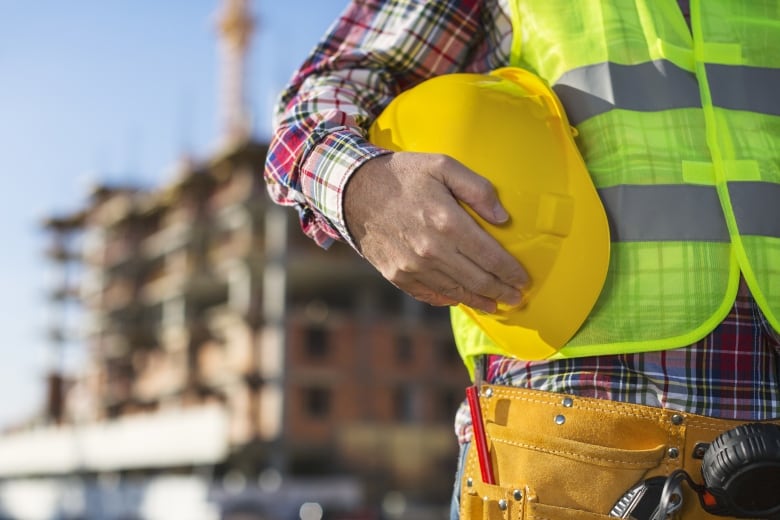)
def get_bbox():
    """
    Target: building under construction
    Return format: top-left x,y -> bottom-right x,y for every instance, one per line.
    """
0,2 -> 469,519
